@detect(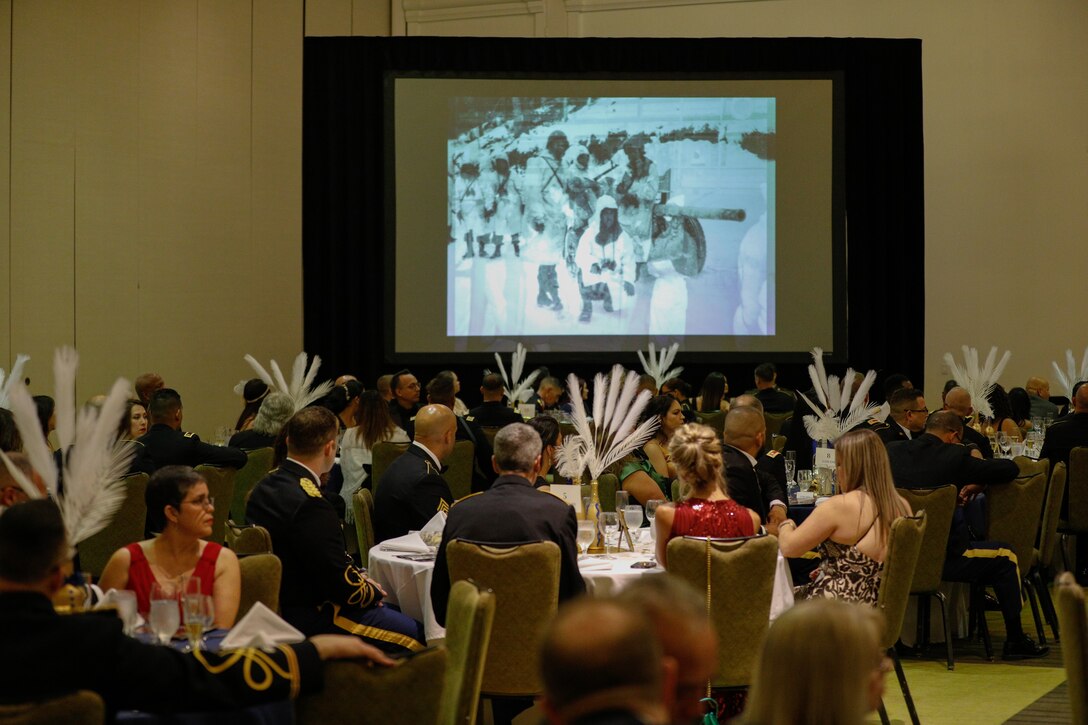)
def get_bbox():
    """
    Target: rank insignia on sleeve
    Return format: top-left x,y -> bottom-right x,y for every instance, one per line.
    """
437,499 -> 450,514
183,431 -> 196,438
299,478 -> 322,498
766,449 -> 780,458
